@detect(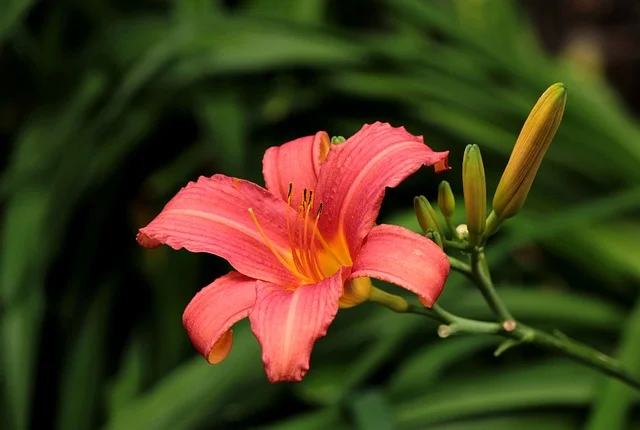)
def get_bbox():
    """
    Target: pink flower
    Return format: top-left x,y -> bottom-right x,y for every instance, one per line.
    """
137,122 -> 451,382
